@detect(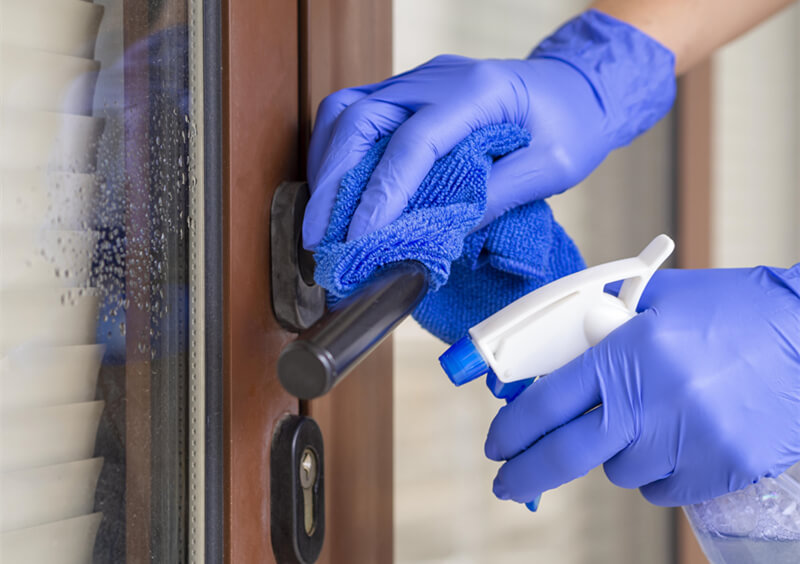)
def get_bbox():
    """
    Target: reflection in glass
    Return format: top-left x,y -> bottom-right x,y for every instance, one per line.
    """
1,0 -> 196,562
